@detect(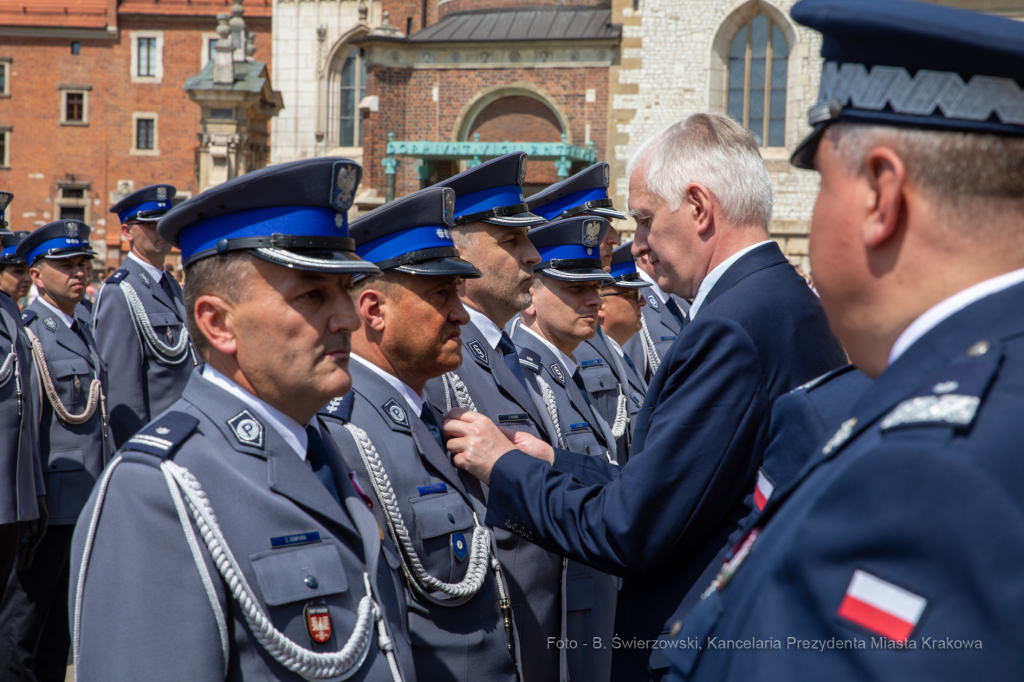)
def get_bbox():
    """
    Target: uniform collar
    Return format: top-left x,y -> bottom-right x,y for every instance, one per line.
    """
465,305 -> 503,350
350,352 -> 425,417
126,251 -> 165,283
200,364 -> 318,461
889,266 -> 1024,366
603,331 -> 625,358
520,323 -> 580,373
688,240 -> 774,320
36,295 -> 75,328
637,269 -> 668,304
